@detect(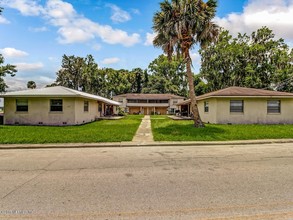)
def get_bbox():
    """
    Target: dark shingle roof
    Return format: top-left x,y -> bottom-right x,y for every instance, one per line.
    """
200,86 -> 293,98
177,87 -> 293,105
